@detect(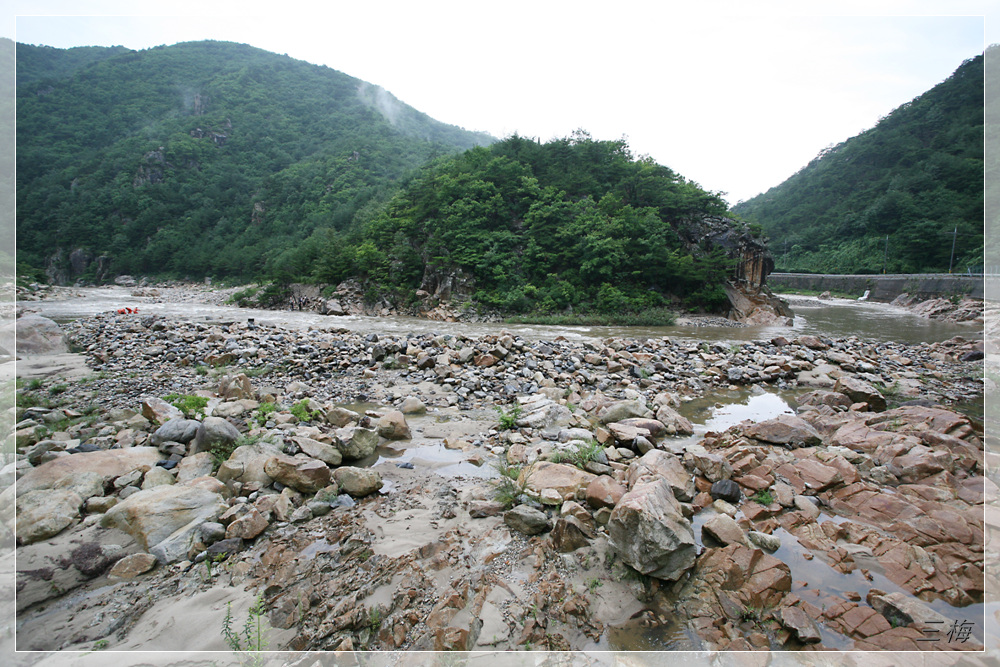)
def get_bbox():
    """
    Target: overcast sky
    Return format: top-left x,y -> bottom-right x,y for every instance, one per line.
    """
5,1 -> 996,205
